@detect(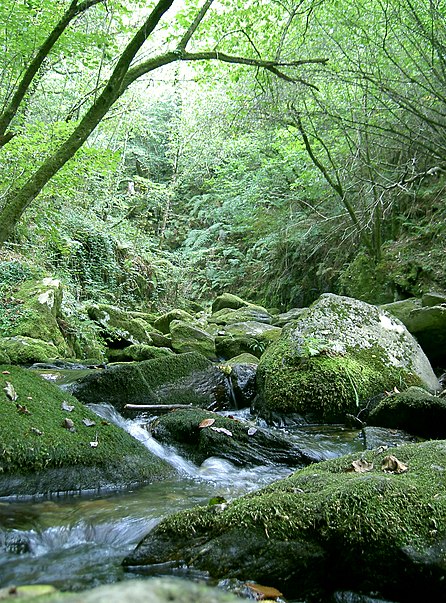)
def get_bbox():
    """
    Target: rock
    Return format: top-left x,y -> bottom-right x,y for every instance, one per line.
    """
361,426 -> 418,450
368,386 -> 446,438
212,293 -> 266,314
214,323 -> 281,361
224,354 -> 259,408
256,294 -> 440,424
87,304 -> 153,346
215,335 -> 264,360
0,365 -> 172,497
422,291 -> 446,307
107,345 -> 174,362
123,440 -> 446,602
6,277 -> 70,357
69,352 -> 233,413
170,320 -> 217,359
272,307 -> 306,327
209,307 -> 272,325
0,336 -> 59,364
150,408 -> 316,467
154,309 -> 196,334
379,298 -> 421,327
148,331 -> 172,348
42,578 -> 241,603
404,304 -> 446,364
